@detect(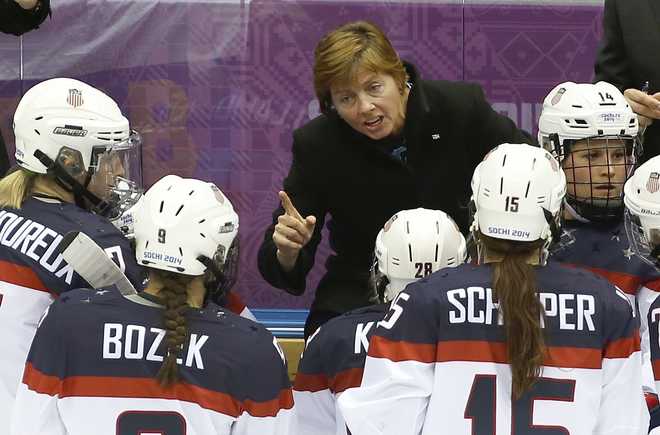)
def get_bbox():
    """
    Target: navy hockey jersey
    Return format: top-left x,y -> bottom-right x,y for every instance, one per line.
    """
10,287 -> 294,435
294,303 -> 388,435
338,262 -> 647,435
0,198 -> 143,434
552,220 -> 660,391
